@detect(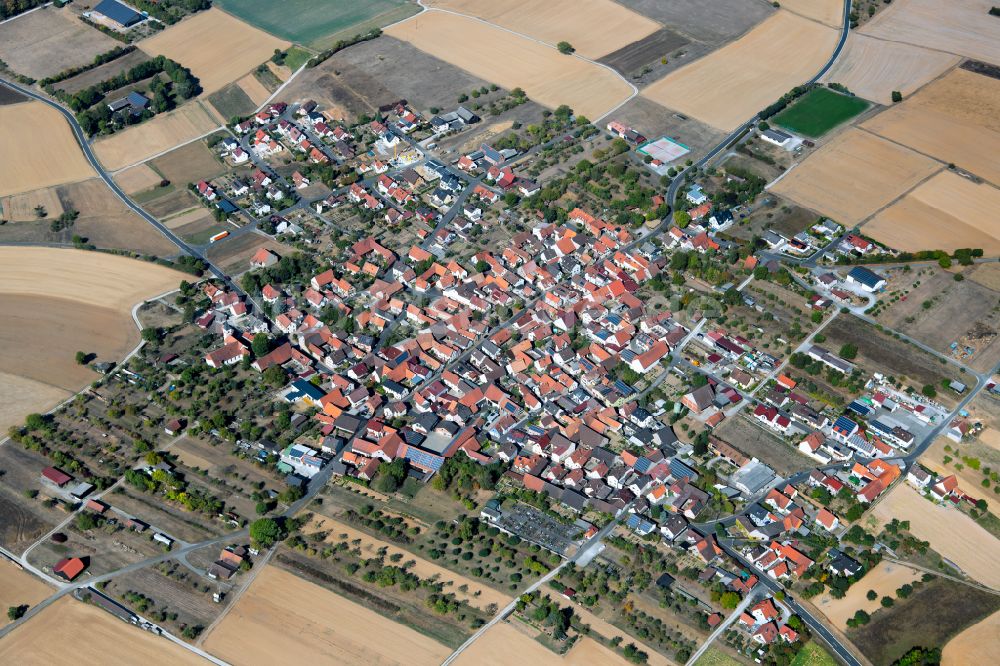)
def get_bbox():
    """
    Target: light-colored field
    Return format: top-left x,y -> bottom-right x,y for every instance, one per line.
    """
162,208 -> 212,230
0,6 -> 119,80
779,0 -> 843,27
641,11 -> 837,132
139,8 -> 289,95
821,34 -> 959,105
942,608 -> 1000,666
860,0 -> 1000,66
0,372 -> 71,434
1,186 -> 65,221
863,171 -> 1000,255
871,484 -> 1000,589
454,622 -> 633,666
386,11 -> 632,119
203,565 -> 451,666
771,128 -> 940,224
426,0 -> 661,59
237,73 -> 271,106
861,68 -> 1000,186
93,101 -> 221,171
0,596 -> 205,665
114,164 -> 163,194
969,263 -> 1000,291
814,560 -> 921,627
0,102 -> 94,197
977,428 -> 1000,453
0,561 -> 53,624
